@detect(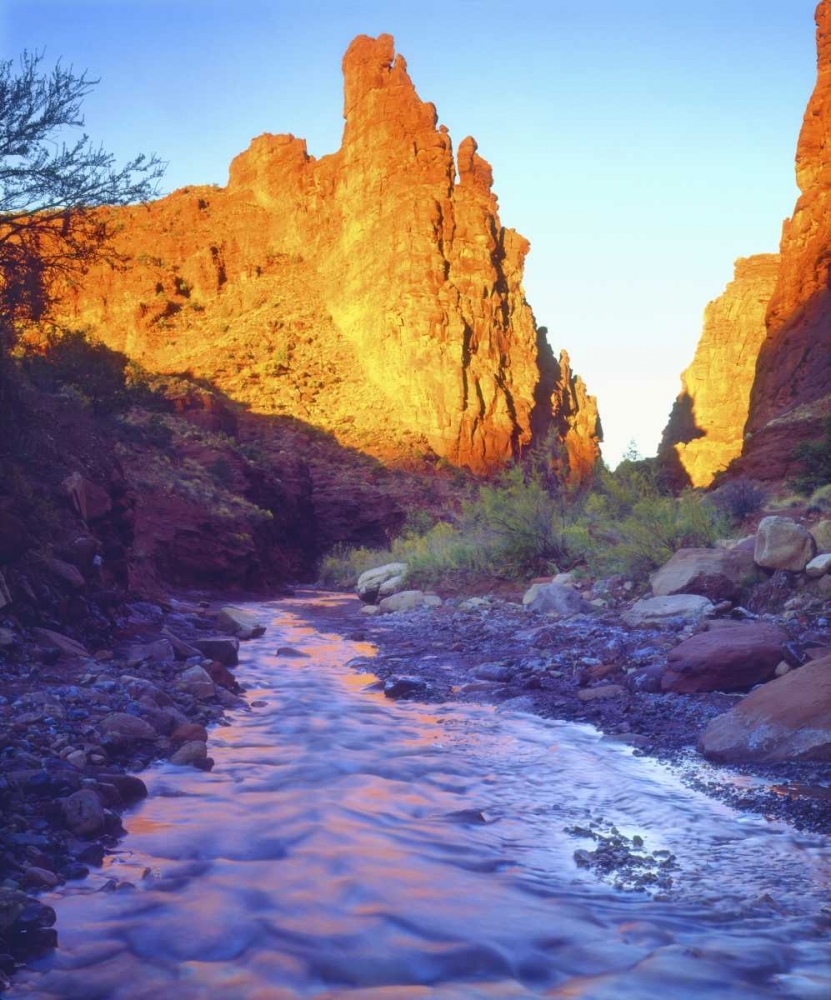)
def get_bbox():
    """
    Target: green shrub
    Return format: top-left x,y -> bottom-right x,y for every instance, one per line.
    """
790,415 -> 831,495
